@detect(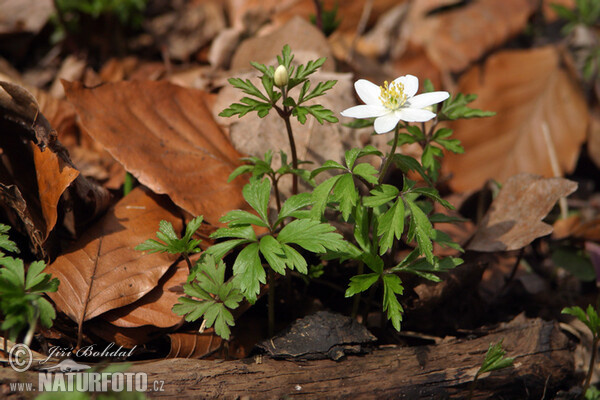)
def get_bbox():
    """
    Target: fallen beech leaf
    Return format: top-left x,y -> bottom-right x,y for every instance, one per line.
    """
553,215 -> 600,242
102,260 -> 188,329
167,330 -> 223,359
468,173 -> 578,252
588,111 -> 600,169
444,46 -> 589,192
63,80 -> 247,225
0,0 -> 53,35
46,187 -> 182,324
411,0 -> 537,72
230,16 -> 335,72
87,319 -> 158,349
0,81 -> 109,257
